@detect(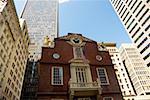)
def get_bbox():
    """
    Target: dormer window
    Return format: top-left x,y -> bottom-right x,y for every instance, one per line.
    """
73,47 -> 84,59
